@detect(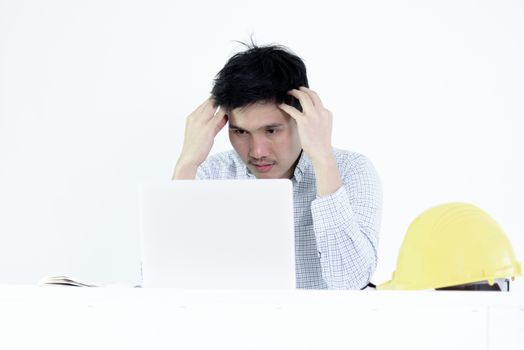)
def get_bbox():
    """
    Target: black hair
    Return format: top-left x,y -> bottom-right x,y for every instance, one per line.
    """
211,41 -> 308,112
